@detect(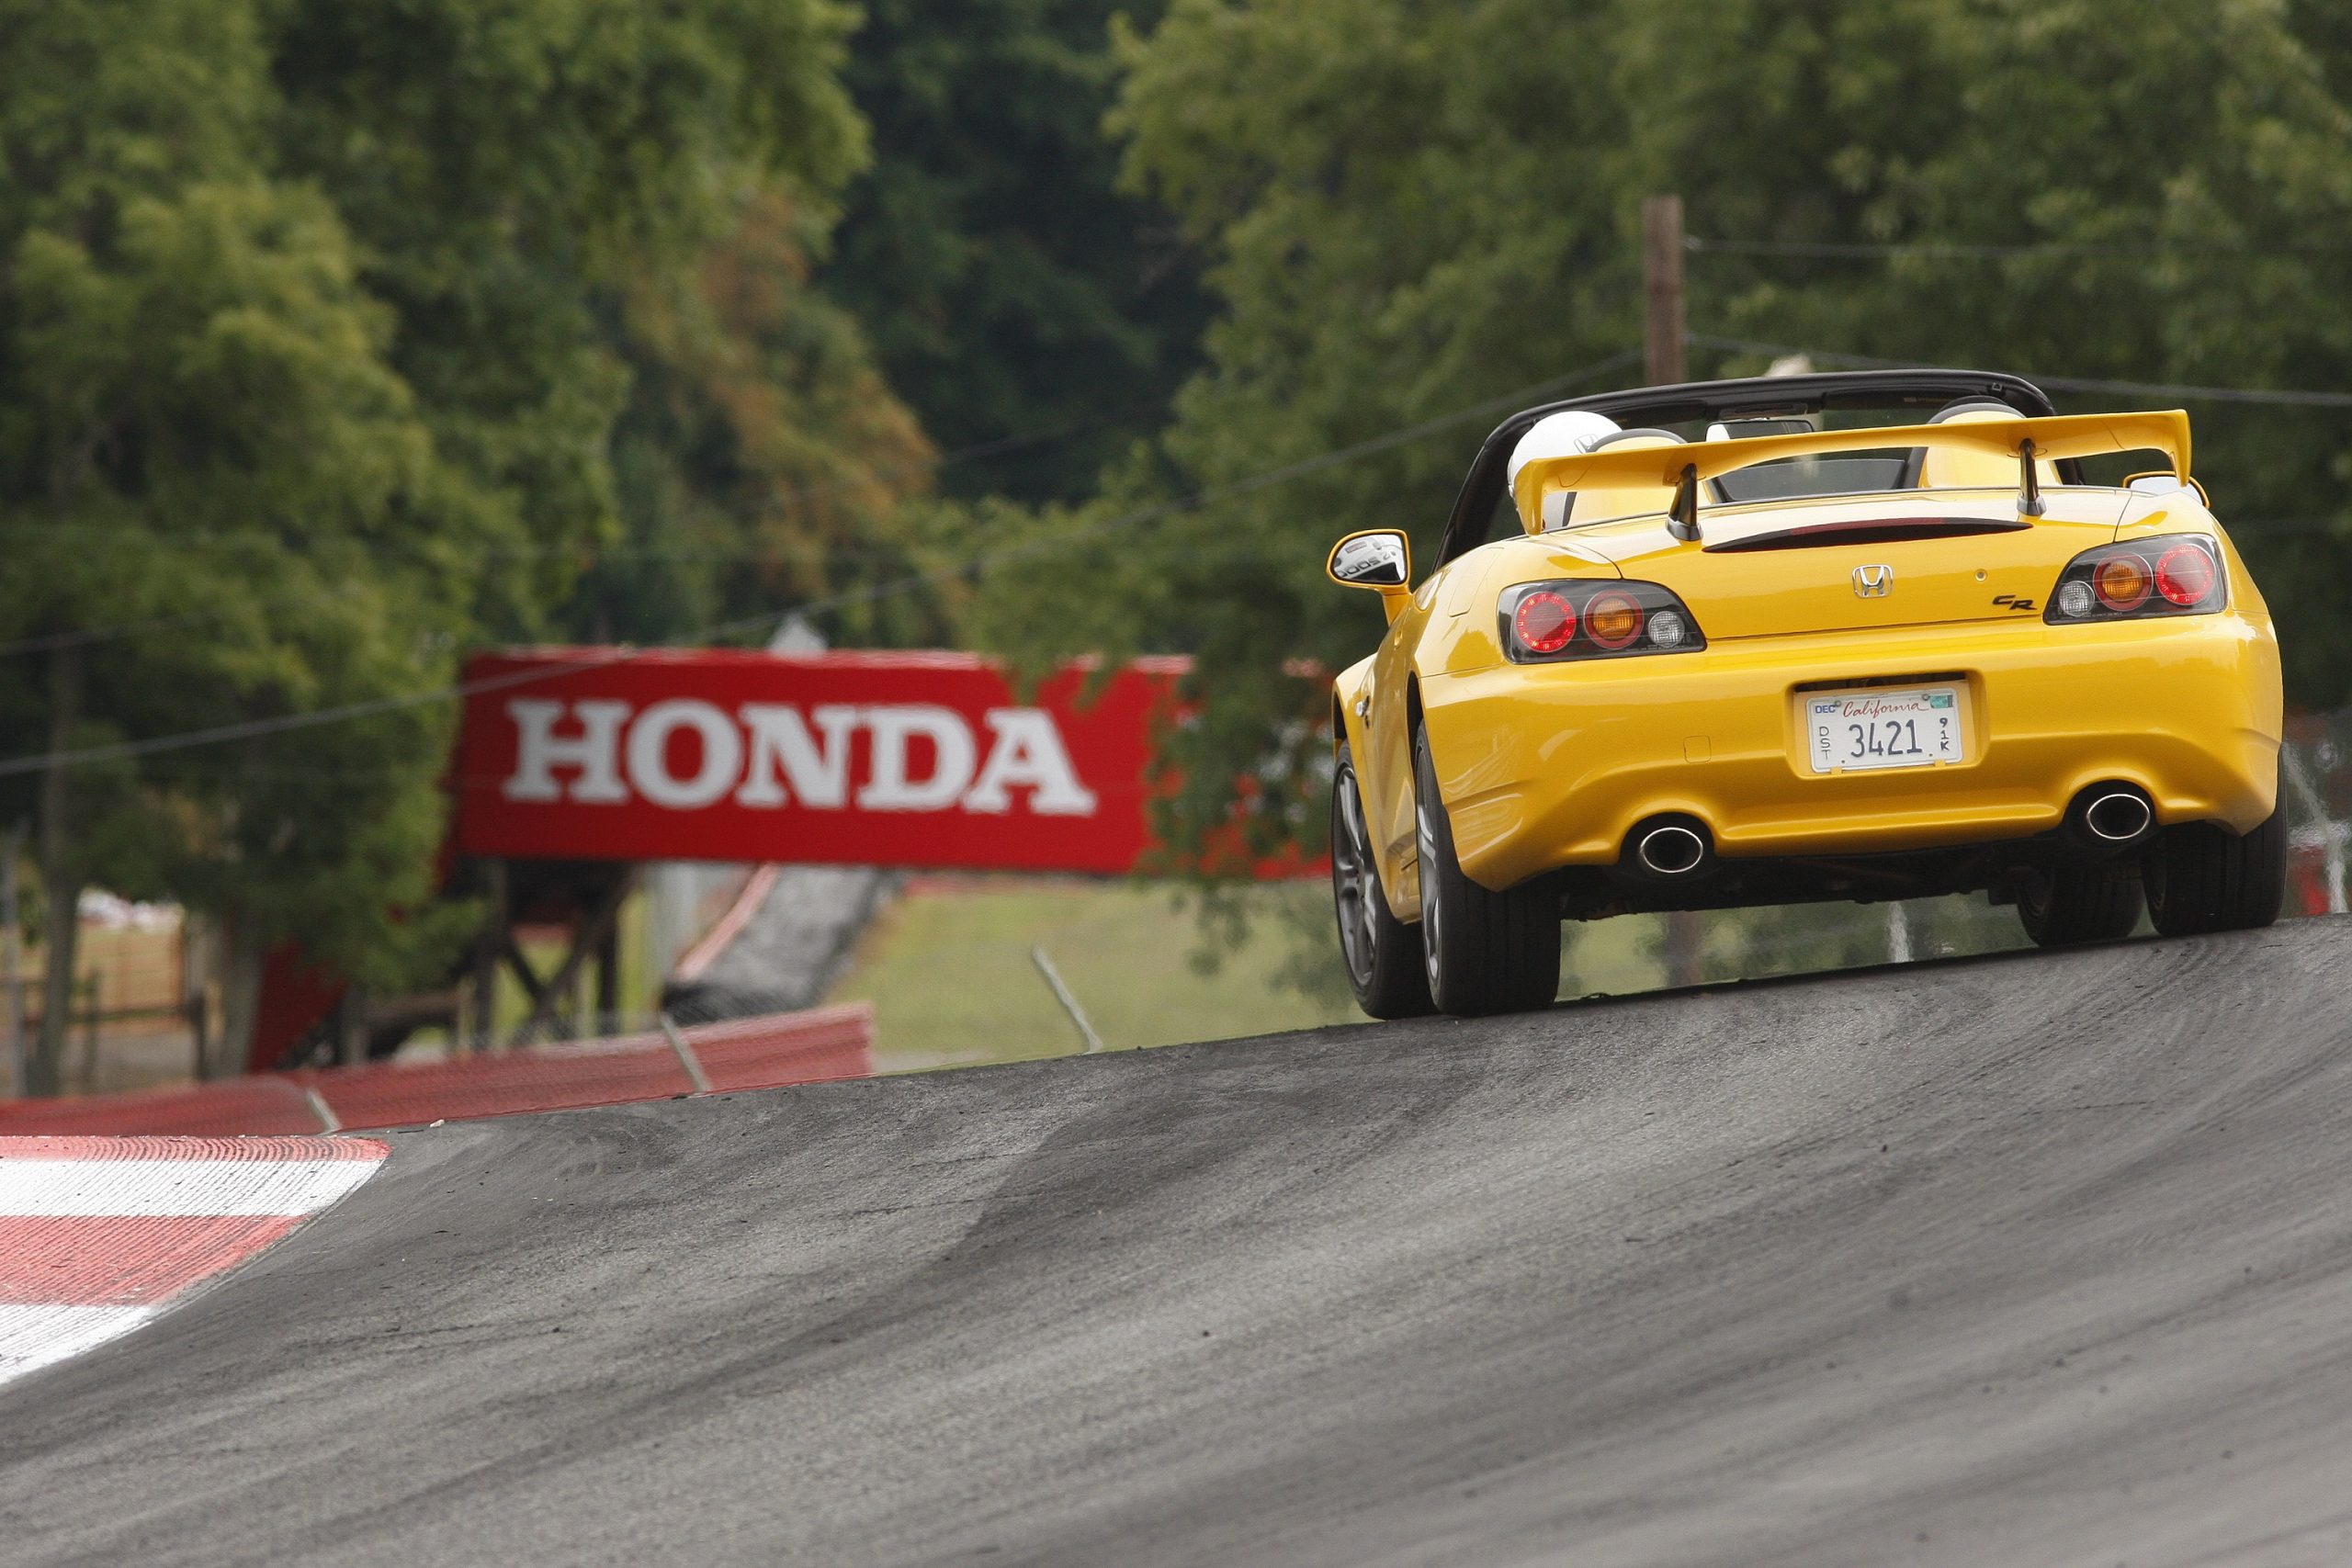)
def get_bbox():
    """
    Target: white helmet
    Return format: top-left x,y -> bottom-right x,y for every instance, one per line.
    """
1507,411 -> 1623,529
